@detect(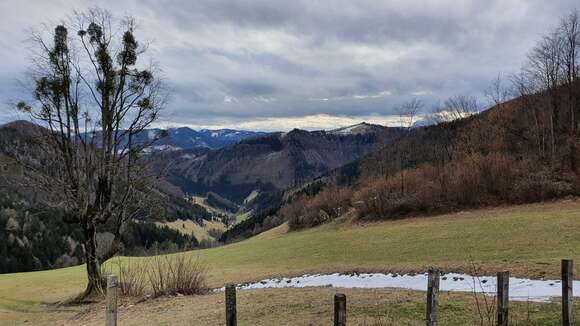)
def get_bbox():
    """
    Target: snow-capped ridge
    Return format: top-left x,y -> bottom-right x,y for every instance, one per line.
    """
329,122 -> 385,135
